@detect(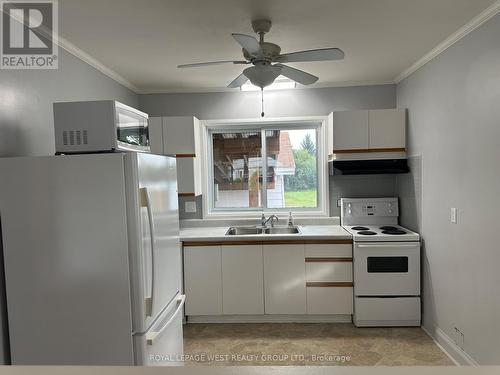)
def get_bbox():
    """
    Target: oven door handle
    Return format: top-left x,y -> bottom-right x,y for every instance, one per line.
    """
356,243 -> 418,248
